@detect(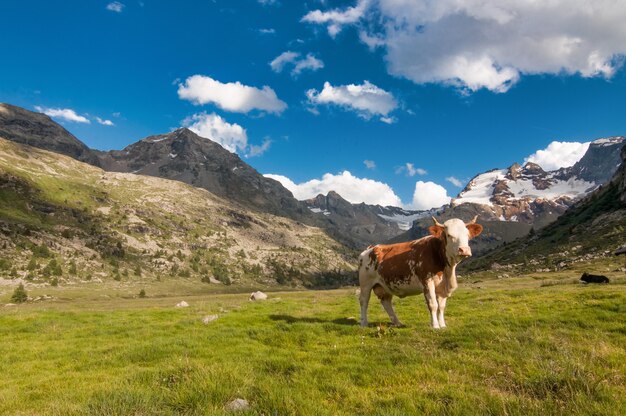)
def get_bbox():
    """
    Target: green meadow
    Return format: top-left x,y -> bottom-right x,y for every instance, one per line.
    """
2,263 -> 626,416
